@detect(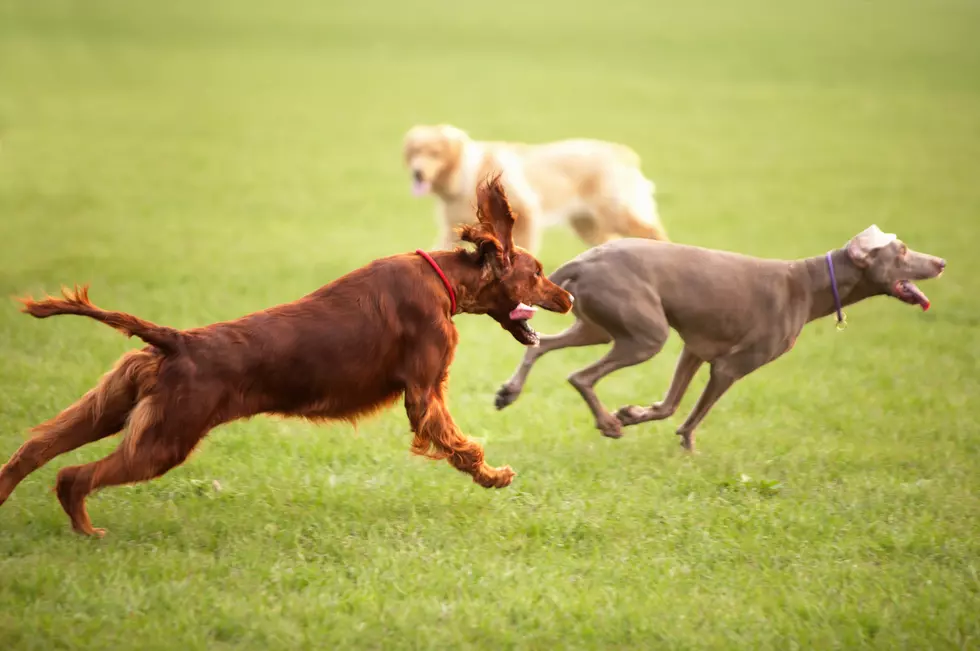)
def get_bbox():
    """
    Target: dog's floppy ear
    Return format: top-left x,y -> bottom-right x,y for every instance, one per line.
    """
474,173 -> 516,263
456,174 -> 518,274
458,222 -> 505,272
846,224 -> 897,268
